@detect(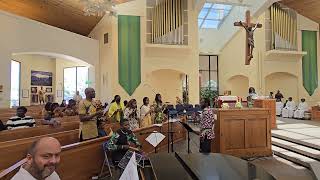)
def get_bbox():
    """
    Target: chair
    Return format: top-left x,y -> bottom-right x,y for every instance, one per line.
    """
99,141 -> 113,178
176,104 -> 185,115
166,104 -> 175,111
